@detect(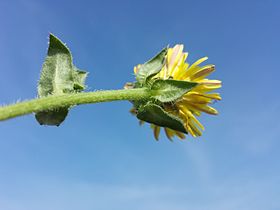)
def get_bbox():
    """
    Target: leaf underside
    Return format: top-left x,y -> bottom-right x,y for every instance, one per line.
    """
151,79 -> 197,103
35,34 -> 88,126
136,47 -> 167,85
35,108 -> 69,126
137,103 -> 187,134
